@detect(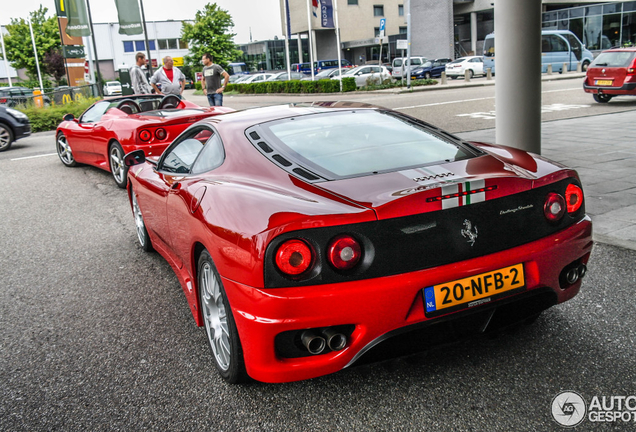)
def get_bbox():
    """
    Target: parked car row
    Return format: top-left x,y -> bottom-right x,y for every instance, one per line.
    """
0,86 -> 51,107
